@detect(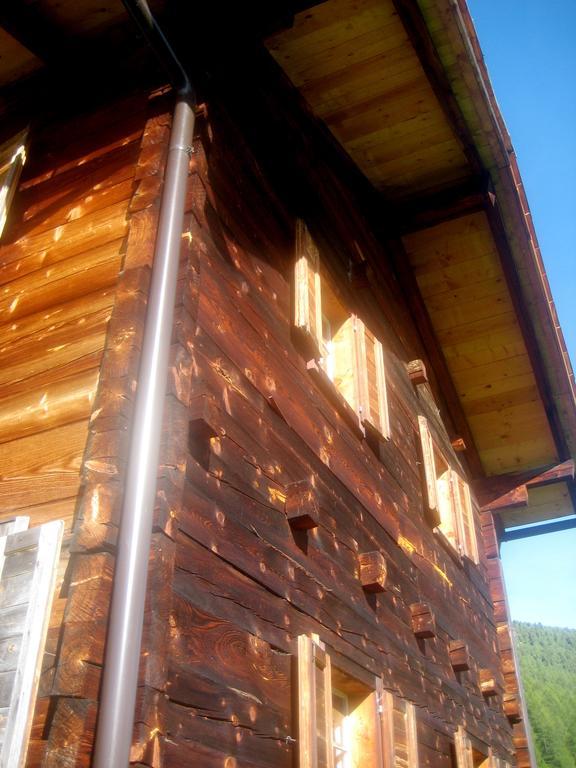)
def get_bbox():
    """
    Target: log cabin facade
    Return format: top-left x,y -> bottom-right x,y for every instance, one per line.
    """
0,1 -> 575,767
